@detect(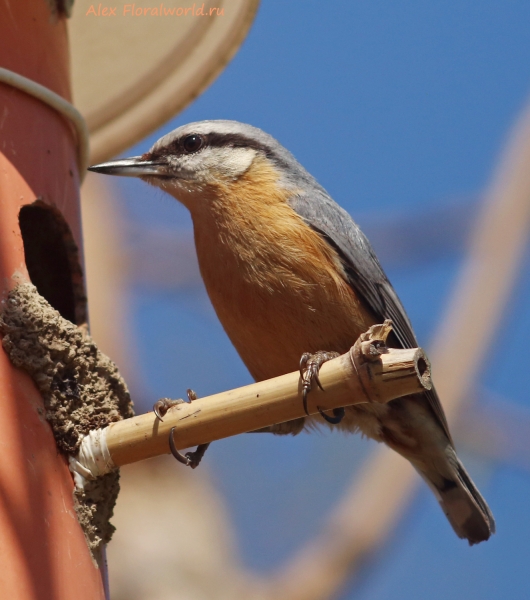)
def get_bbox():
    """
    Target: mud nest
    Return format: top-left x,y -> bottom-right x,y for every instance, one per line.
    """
0,283 -> 134,558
